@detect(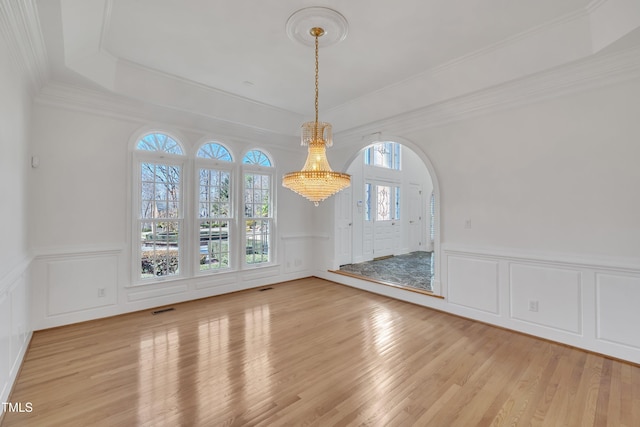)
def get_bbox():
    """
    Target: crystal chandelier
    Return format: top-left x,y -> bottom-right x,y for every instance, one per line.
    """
282,26 -> 351,206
